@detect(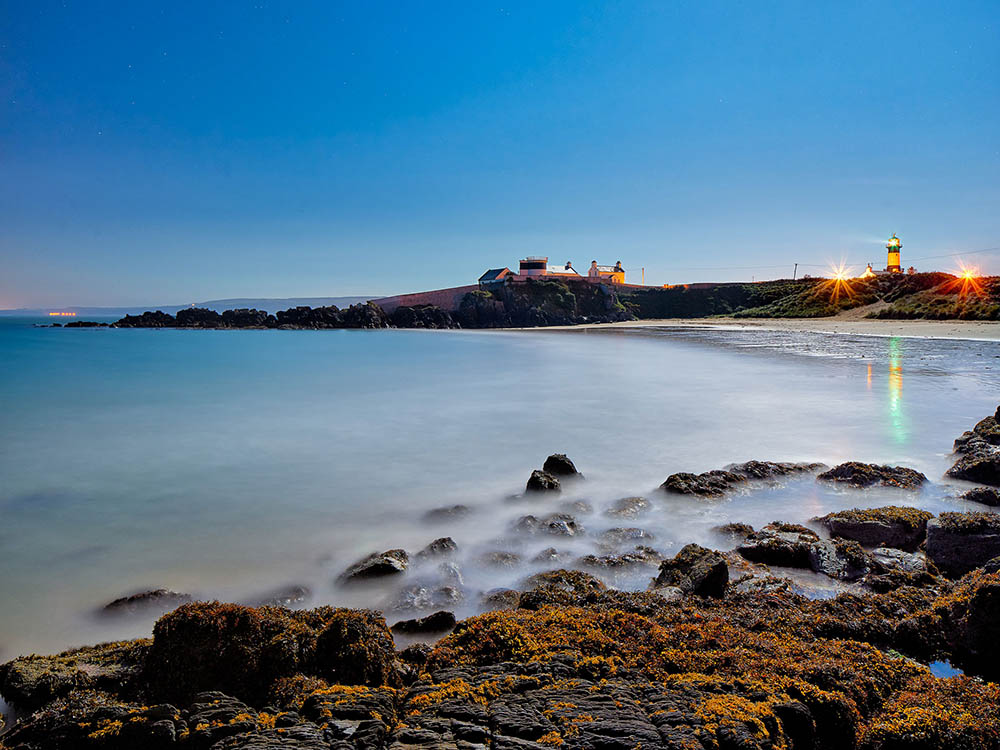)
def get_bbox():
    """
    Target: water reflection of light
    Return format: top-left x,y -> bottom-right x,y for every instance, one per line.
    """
866,363 -> 872,390
888,337 -> 906,444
